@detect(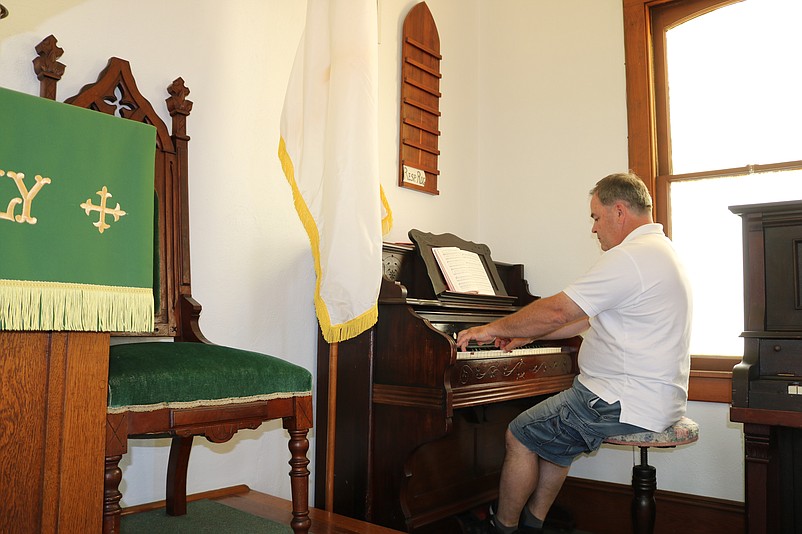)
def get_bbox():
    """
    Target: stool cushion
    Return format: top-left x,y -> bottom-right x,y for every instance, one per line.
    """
108,341 -> 312,413
603,416 -> 699,447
